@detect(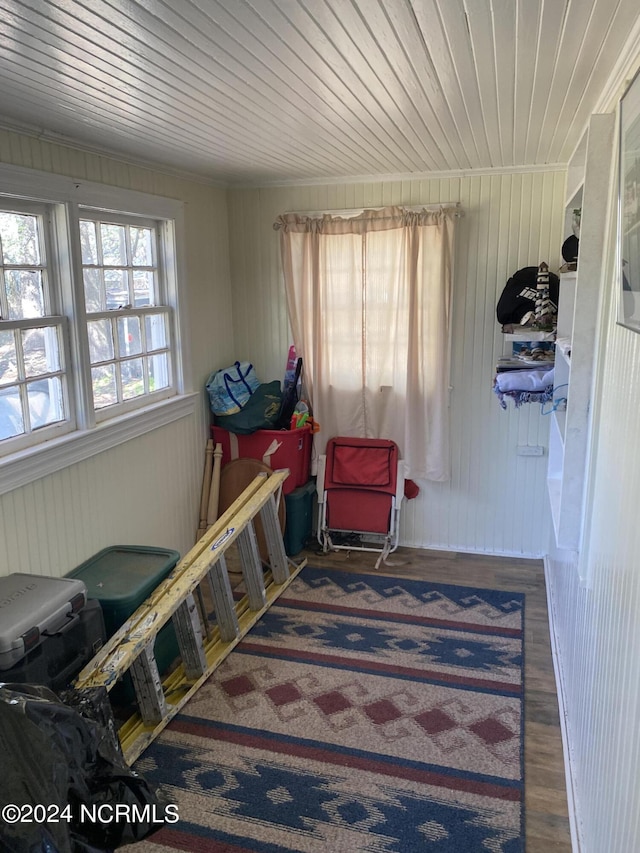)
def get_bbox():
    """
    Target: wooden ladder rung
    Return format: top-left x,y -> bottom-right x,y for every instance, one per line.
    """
173,592 -> 207,680
259,491 -> 289,584
130,643 -> 167,725
207,555 -> 240,642
236,523 -> 267,610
